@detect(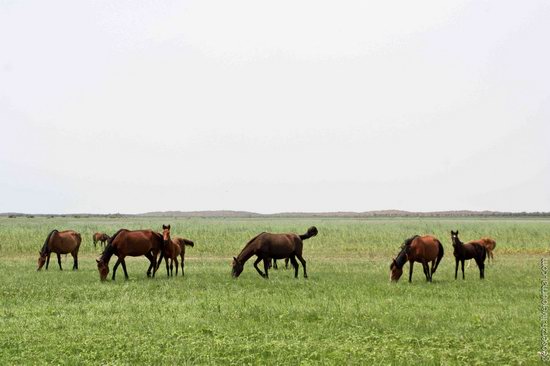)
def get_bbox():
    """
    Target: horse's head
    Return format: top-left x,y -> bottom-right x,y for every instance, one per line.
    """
37,251 -> 47,271
96,259 -> 109,281
162,224 -> 171,245
232,257 -> 244,278
390,259 -> 404,281
451,230 -> 461,247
